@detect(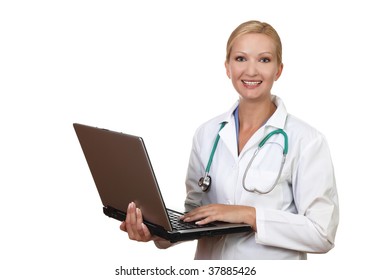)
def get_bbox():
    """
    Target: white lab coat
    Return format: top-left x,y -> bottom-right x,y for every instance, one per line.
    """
184,95 -> 339,260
